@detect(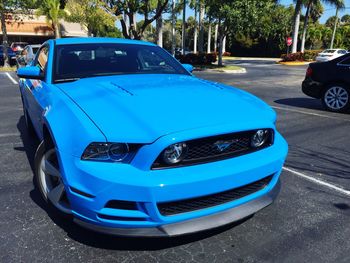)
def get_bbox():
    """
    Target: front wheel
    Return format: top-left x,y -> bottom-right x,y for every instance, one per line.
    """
34,141 -> 71,214
322,85 -> 350,113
